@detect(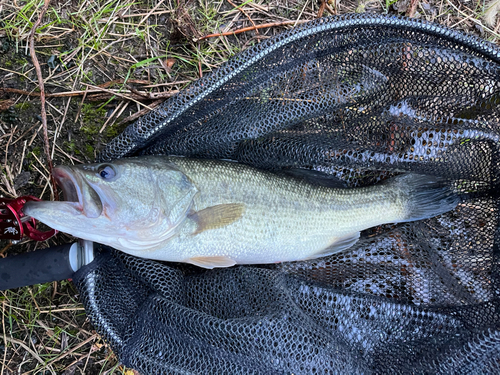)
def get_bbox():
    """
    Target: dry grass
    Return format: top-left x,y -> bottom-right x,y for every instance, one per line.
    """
0,0 -> 498,373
